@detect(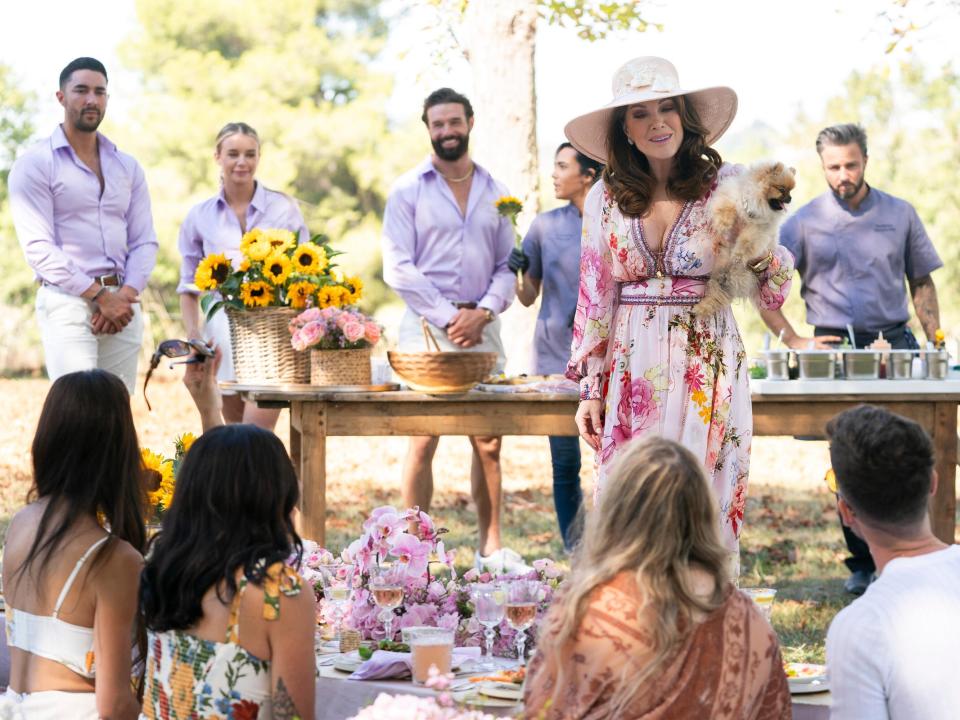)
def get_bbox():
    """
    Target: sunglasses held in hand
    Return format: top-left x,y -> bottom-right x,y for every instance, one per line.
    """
143,339 -> 215,411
